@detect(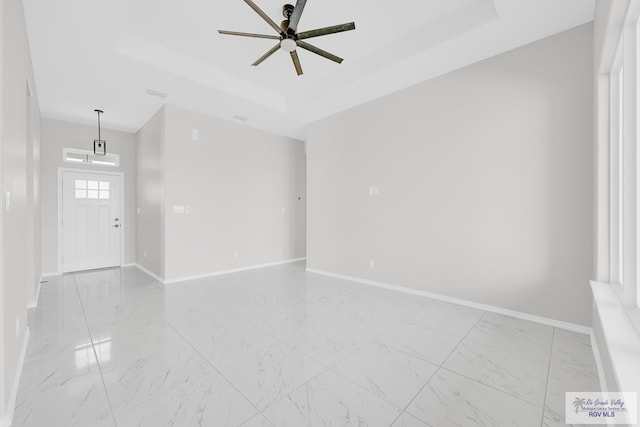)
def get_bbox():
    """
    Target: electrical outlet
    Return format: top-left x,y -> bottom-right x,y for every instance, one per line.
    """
191,128 -> 199,141
369,259 -> 375,268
